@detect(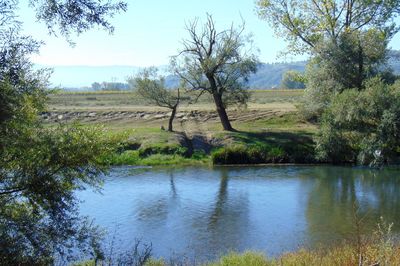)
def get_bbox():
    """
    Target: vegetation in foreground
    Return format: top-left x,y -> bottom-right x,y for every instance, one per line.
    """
74,218 -> 400,266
